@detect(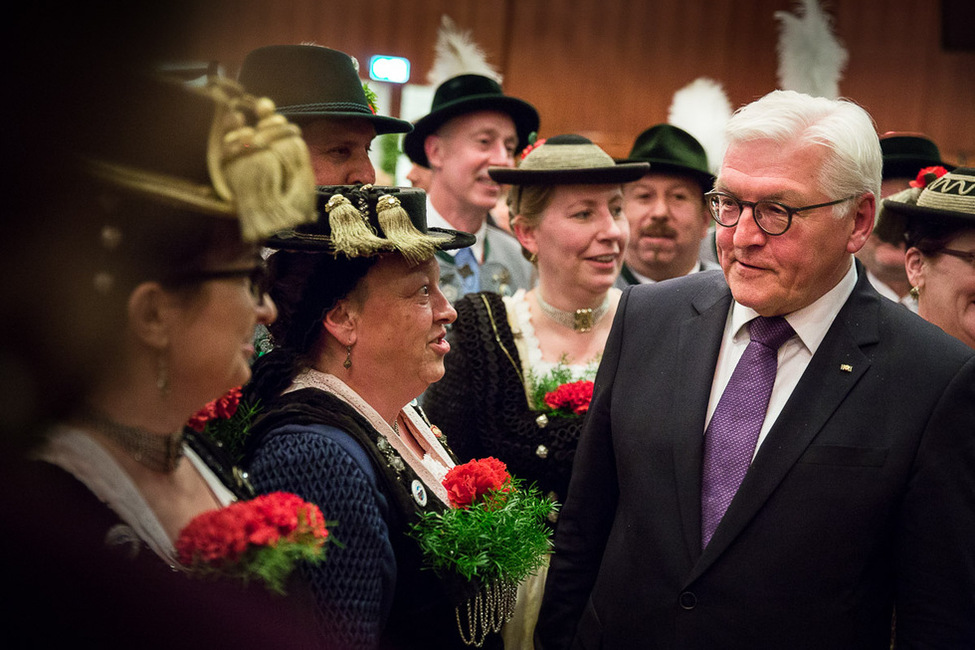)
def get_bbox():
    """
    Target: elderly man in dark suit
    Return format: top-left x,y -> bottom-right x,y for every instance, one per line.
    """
535,90 -> 975,649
